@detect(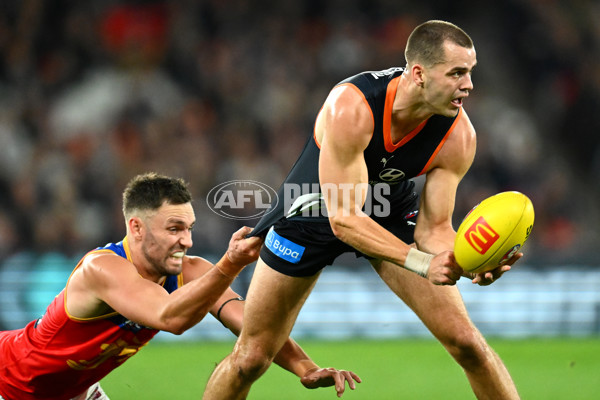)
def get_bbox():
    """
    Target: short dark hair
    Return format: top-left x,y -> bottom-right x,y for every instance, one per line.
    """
122,172 -> 192,217
405,20 -> 473,67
